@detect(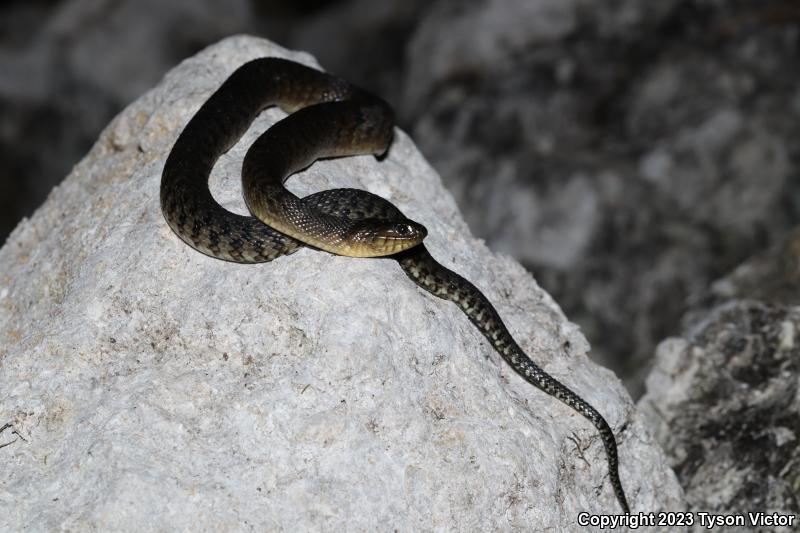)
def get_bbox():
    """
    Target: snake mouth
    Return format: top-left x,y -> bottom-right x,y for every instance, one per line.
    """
373,221 -> 427,254
345,220 -> 427,257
